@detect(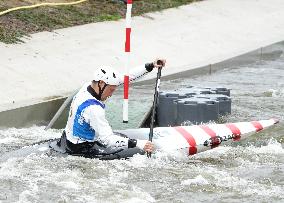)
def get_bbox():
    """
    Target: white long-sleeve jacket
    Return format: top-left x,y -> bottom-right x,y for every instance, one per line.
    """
65,64 -> 153,151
